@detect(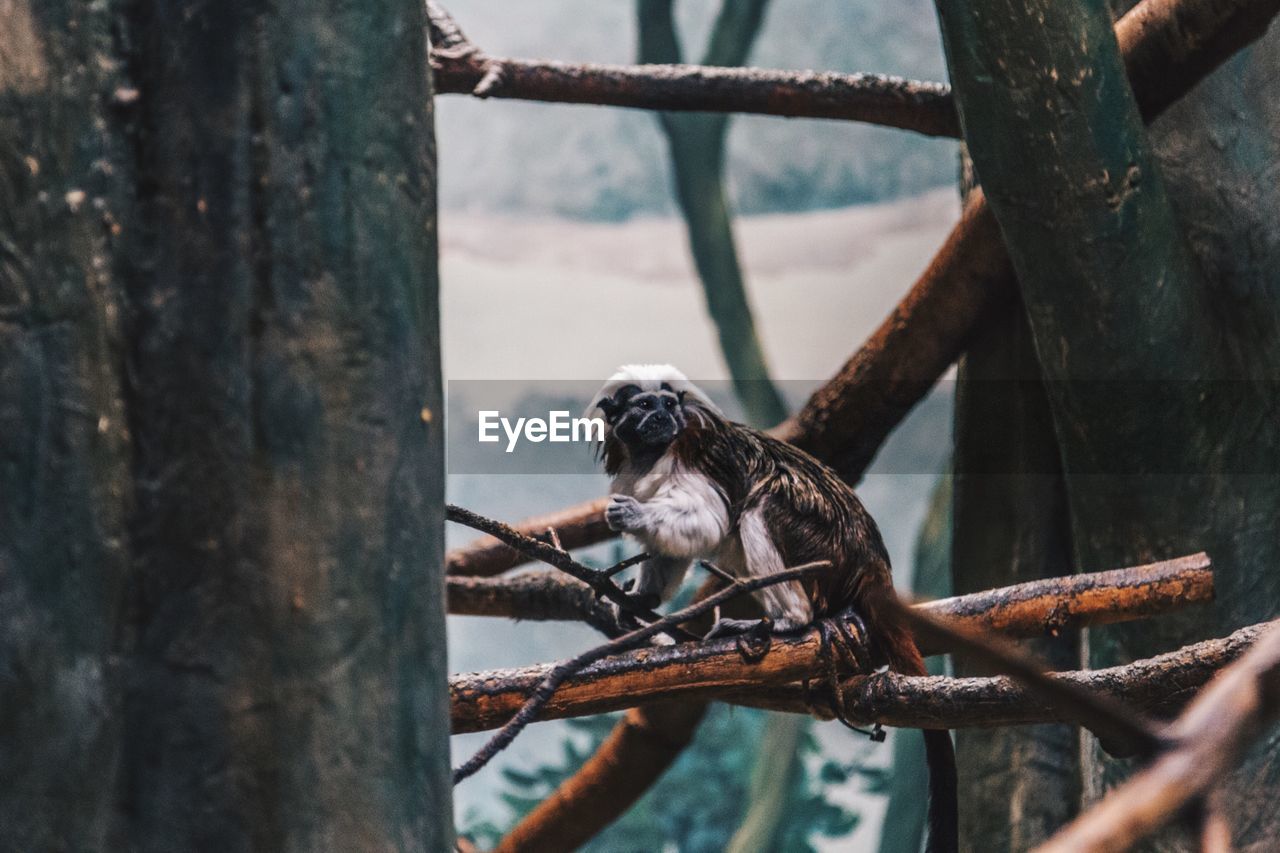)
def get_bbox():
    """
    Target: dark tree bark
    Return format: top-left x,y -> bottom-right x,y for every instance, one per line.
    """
0,3 -> 133,845
936,0 -> 1280,846
951,302 -> 1081,852
877,473 -> 952,853
637,0 -> 787,426
0,1 -> 451,849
